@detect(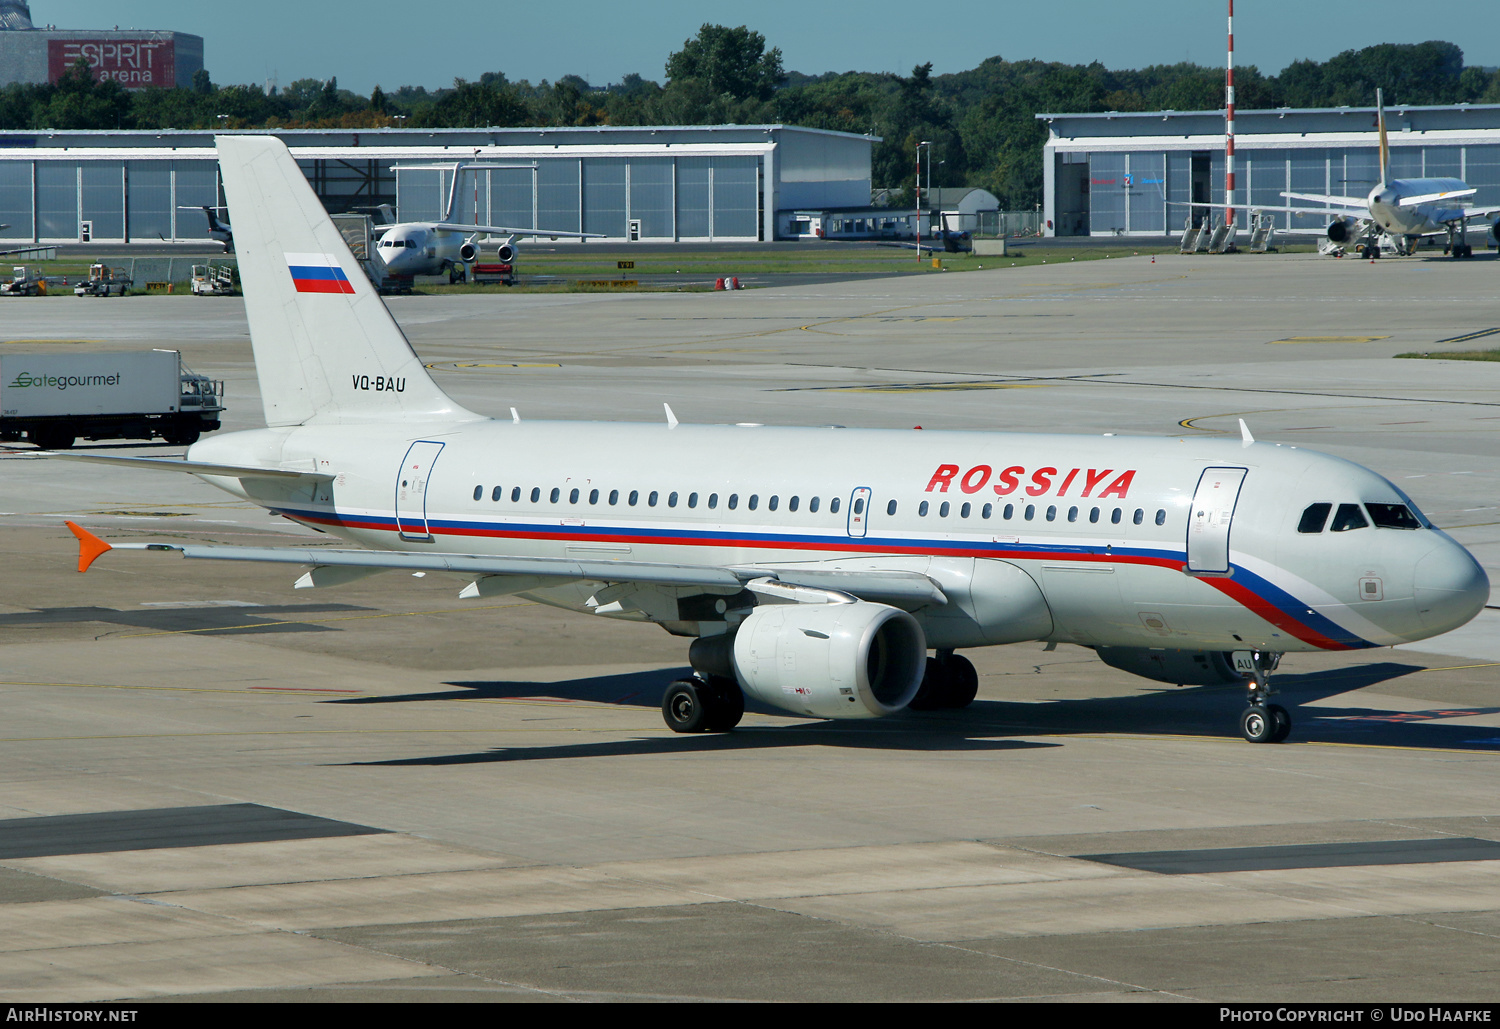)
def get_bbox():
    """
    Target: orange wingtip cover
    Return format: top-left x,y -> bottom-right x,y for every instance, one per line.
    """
65,521 -> 112,573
